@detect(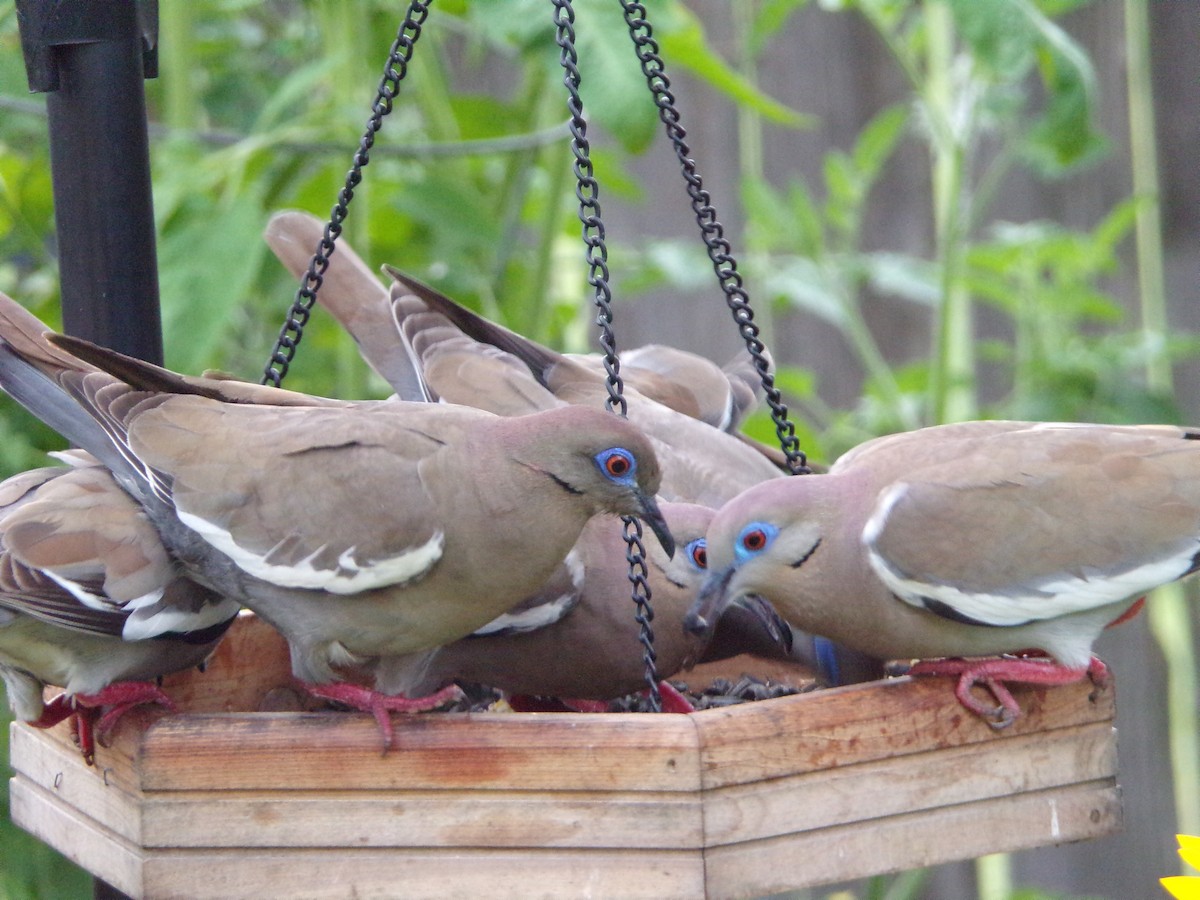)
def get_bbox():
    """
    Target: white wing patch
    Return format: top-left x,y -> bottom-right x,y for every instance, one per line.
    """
43,568 -> 240,640
176,509 -> 444,594
121,595 -> 241,641
864,482 -> 1198,626
471,548 -> 585,637
41,570 -> 112,612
